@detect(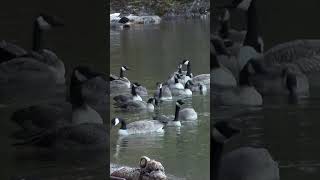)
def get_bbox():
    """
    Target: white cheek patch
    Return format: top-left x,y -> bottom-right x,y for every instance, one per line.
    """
121,66 -> 126,71
114,118 -> 120,126
258,36 -> 264,53
237,0 -> 252,11
159,83 -> 162,88
223,10 -> 230,21
74,70 -> 87,82
37,16 -> 51,30
184,60 -> 189,65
